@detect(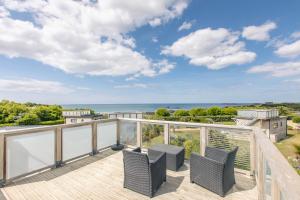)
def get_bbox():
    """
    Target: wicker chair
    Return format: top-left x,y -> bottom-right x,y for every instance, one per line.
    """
122,147 -> 166,197
190,146 -> 238,197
